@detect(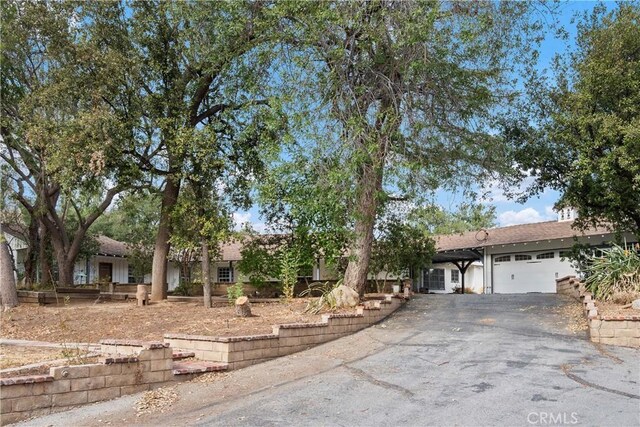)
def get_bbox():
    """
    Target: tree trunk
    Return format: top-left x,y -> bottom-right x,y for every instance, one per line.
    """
202,240 -> 211,308
342,159 -> 384,296
0,235 -> 19,309
23,220 -> 39,289
234,296 -> 252,317
151,177 -> 181,301
39,222 -> 52,286
55,253 -> 75,287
